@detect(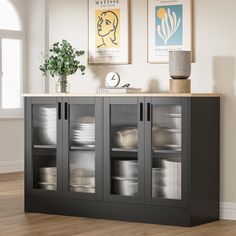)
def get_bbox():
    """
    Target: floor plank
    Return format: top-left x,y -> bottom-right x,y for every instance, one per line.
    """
0,172 -> 235,236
